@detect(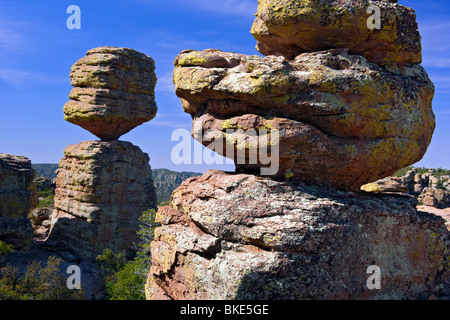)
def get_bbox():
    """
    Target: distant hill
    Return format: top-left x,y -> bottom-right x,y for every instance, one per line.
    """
32,164 -> 202,203
151,168 -> 202,202
32,164 -> 59,180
